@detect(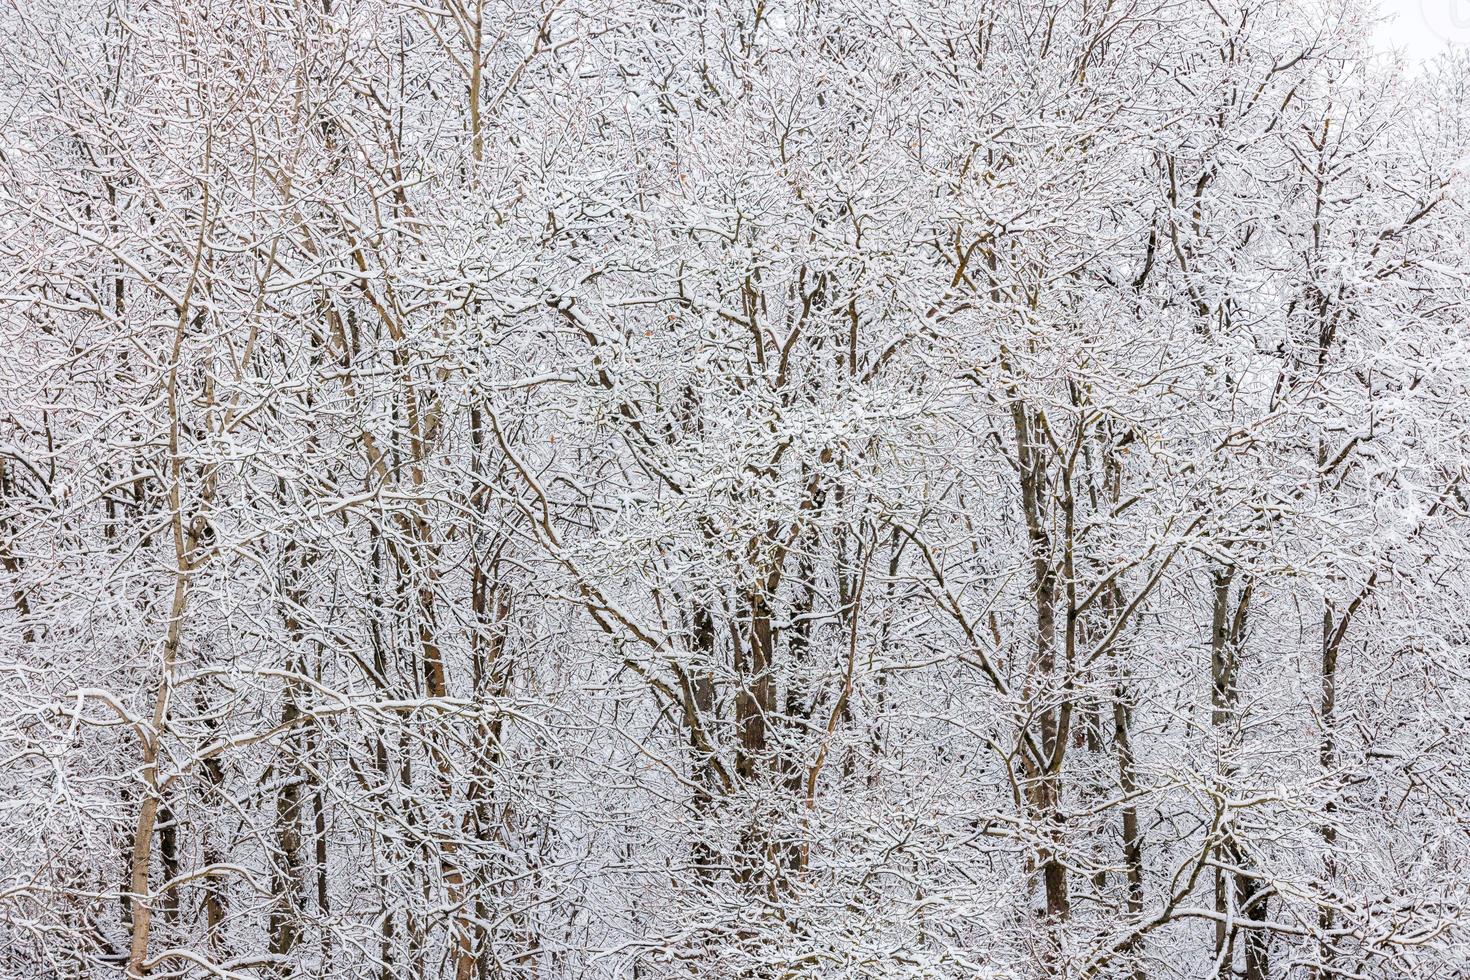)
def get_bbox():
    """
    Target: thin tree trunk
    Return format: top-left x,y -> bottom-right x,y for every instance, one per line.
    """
127,173 -> 212,978
1210,568 -> 1253,979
